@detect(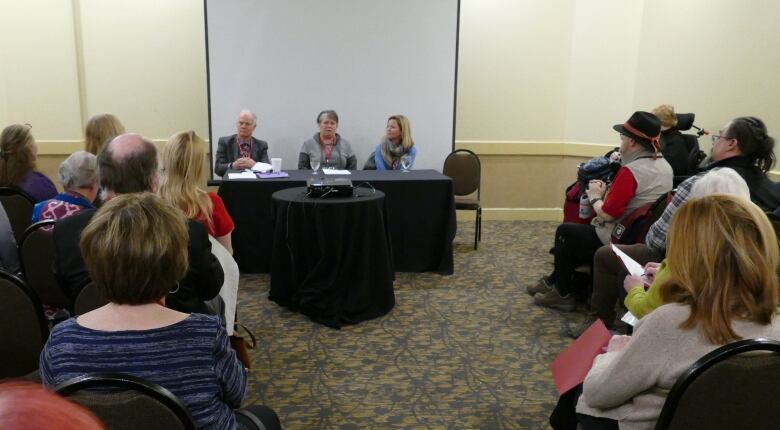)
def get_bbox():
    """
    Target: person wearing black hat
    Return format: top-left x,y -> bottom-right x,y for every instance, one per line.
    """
530,111 -> 673,312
